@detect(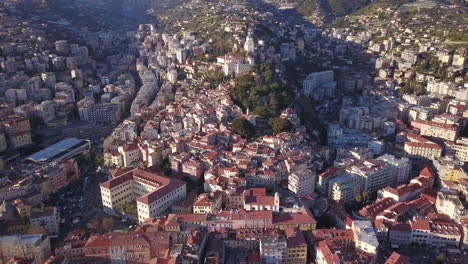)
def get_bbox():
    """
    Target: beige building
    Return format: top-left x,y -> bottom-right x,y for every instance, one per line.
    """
418,120 -> 458,141
193,192 -> 223,214
100,168 -> 186,224
0,114 -> 32,149
9,132 -> 32,148
404,141 -> 442,162
288,169 -> 316,197
0,234 -> 52,263
435,191 -> 468,223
